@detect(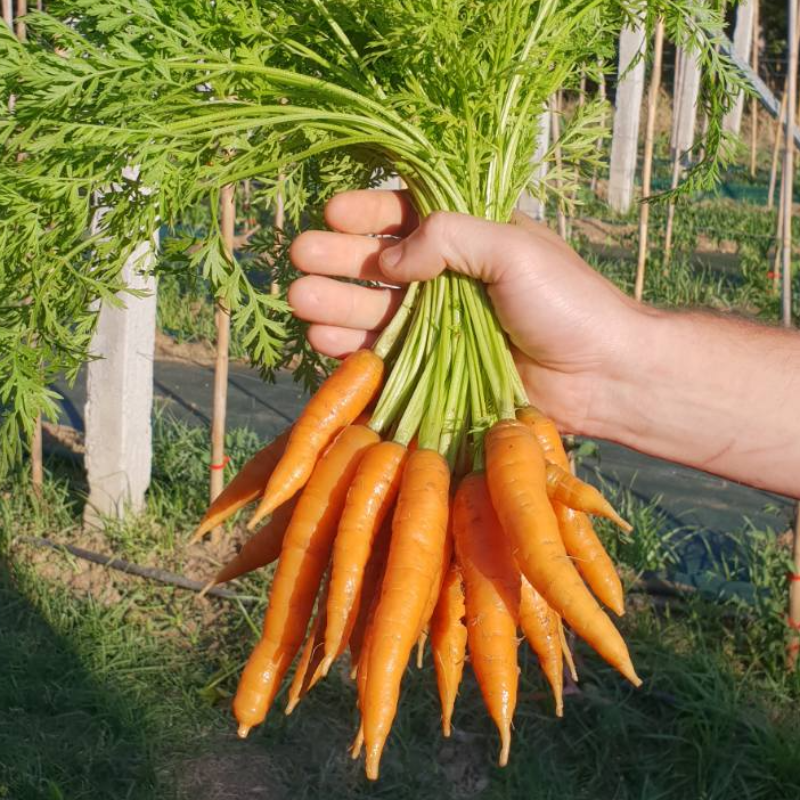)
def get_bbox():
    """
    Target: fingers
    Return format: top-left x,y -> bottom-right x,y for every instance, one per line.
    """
306,325 -> 377,359
325,190 -> 419,236
378,211 -> 533,284
288,275 -> 403,331
290,230 -> 400,283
